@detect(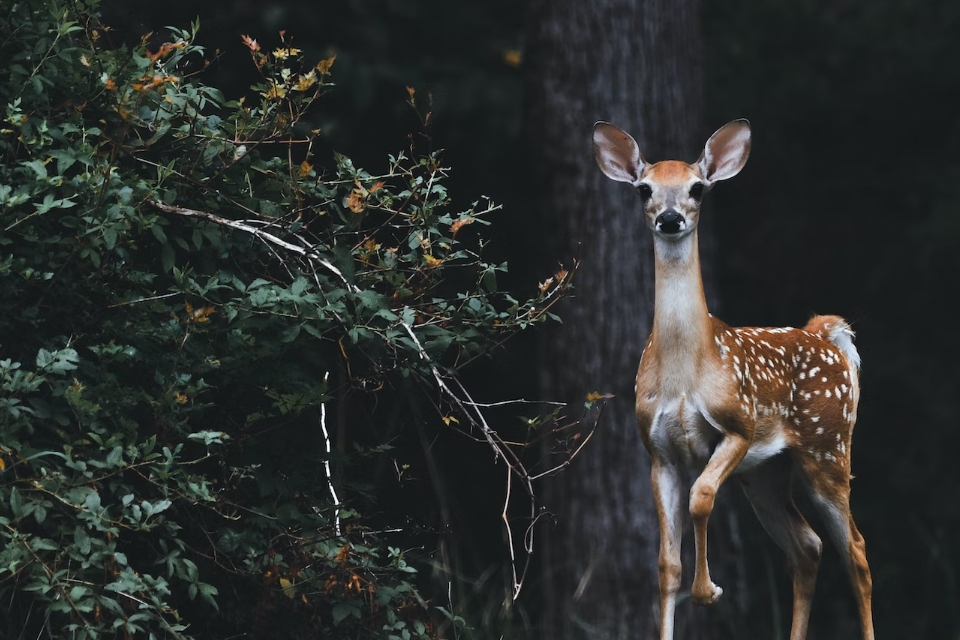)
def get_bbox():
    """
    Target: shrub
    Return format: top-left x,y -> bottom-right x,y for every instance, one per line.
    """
0,2 -> 581,638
